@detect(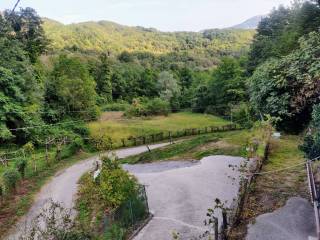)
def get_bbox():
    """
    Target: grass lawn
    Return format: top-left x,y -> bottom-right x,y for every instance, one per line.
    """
229,135 -> 308,239
88,112 -> 230,147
